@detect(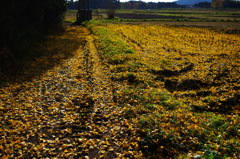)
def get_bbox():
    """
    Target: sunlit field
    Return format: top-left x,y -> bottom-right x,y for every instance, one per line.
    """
64,8 -> 240,23
115,9 -> 240,22
85,20 -> 240,158
1,5 -> 239,159
1,8 -> 239,158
